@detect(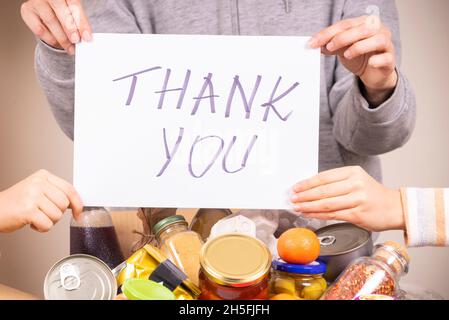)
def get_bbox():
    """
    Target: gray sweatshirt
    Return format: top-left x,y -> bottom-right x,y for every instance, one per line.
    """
35,0 -> 416,181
